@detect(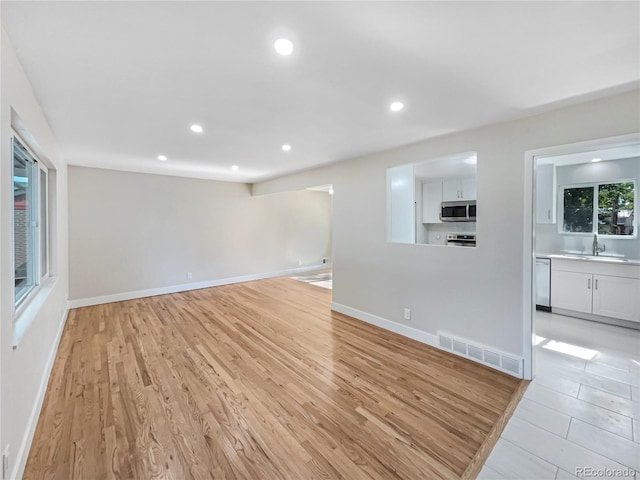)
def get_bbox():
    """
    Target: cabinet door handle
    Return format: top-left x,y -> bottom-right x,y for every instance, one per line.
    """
461,190 -> 464,198
547,210 -> 551,219
595,279 -> 598,290
588,278 -> 591,289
